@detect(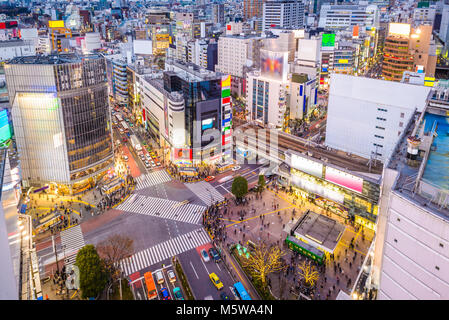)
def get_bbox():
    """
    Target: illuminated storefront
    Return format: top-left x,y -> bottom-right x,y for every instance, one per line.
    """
286,150 -> 380,221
